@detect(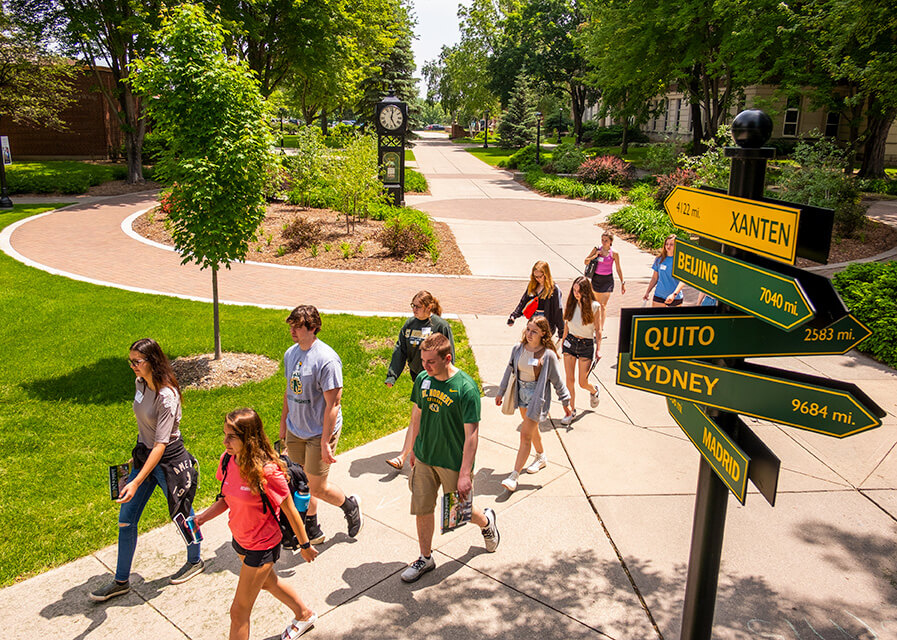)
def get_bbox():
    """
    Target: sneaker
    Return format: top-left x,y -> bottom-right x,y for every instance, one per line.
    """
501,470 -> 519,492
306,521 -> 326,545
401,555 -> 436,583
344,494 -> 363,537
170,559 -> 205,585
560,409 -> 576,425
482,508 -> 500,552
89,580 -> 130,602
525,453 -> 547,474
590,390 -> 600,408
